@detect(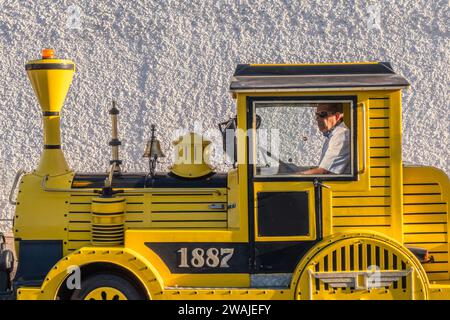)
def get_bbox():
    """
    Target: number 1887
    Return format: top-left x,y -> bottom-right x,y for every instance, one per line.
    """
177,247 -> 234,268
